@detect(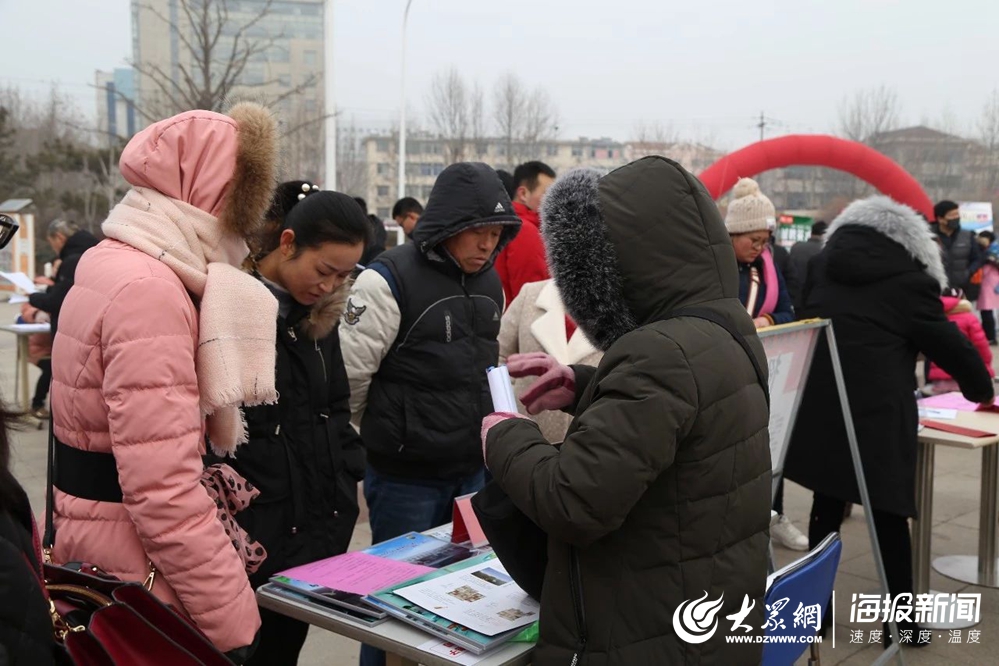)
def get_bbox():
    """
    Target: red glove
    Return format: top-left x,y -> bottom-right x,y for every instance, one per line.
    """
481,412 -> 530,465
507,352 -> 576,415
